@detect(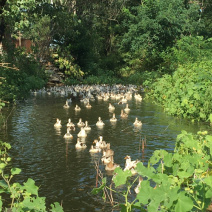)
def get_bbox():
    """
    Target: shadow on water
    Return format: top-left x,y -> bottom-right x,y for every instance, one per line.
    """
0,92 -> 211,211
